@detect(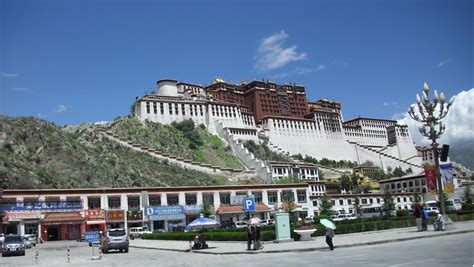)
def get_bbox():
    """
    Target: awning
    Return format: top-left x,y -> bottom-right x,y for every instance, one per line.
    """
3,211 -> 42,222
217,204 -> 270,214
86,220 -> 106,225
42,212 -> 84,225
